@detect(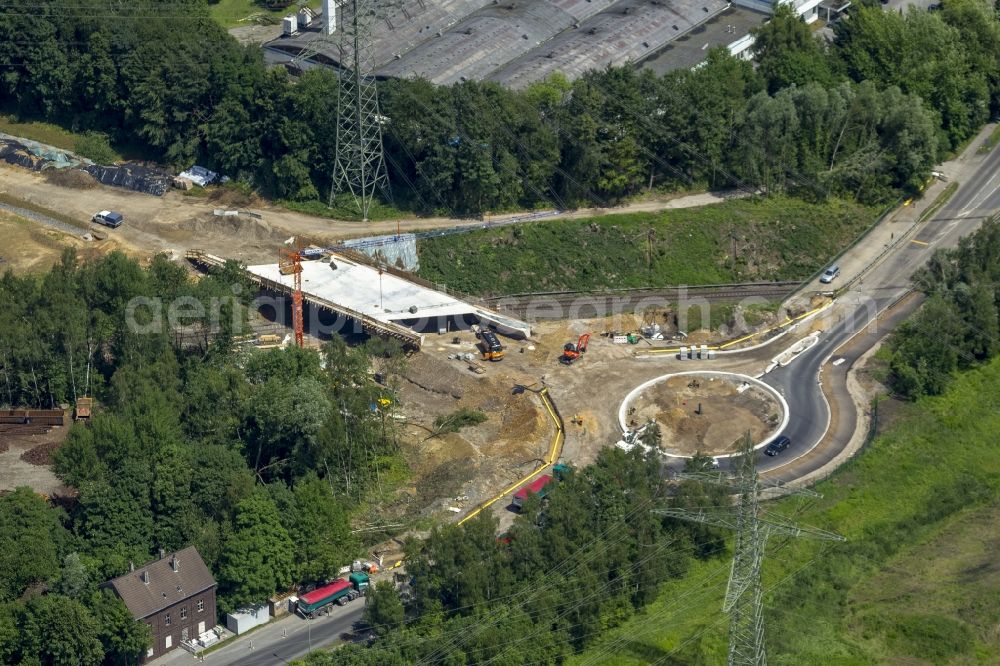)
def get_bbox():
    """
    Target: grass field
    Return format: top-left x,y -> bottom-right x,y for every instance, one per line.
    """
416,196 -> 880,296
0,114 -> 129,163
209,0 -> 319,28
0,115 -> 86,152
573,357 -> 1000,665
